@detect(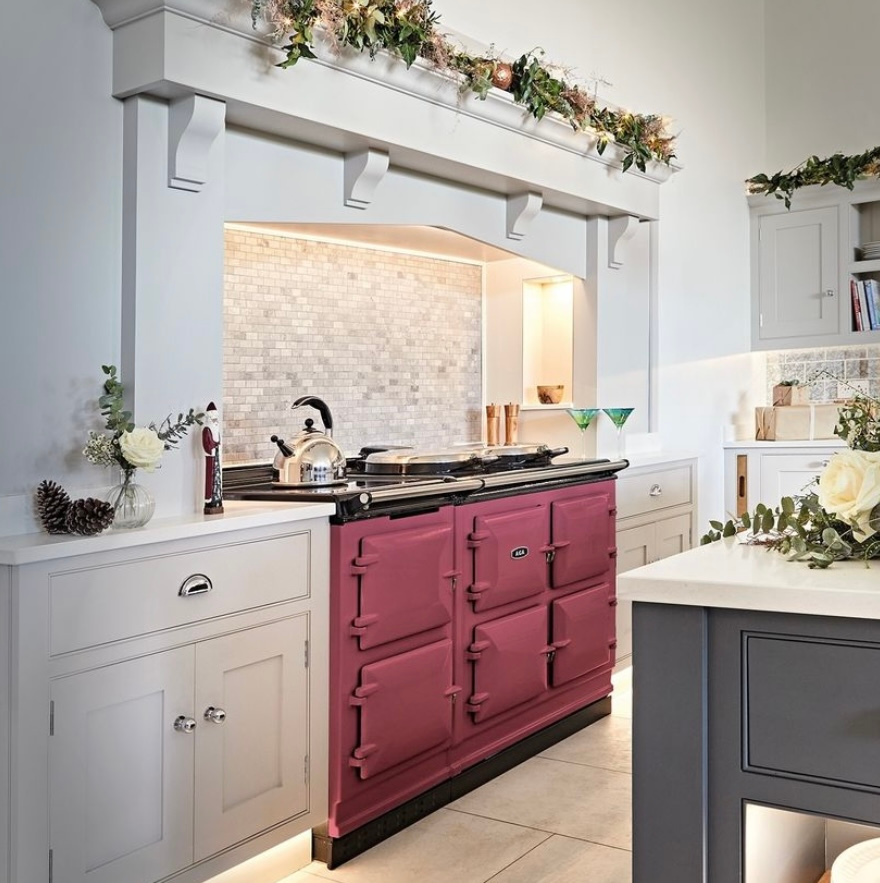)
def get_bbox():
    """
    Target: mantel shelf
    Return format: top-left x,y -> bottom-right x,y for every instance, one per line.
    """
90,0 -> 678,220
